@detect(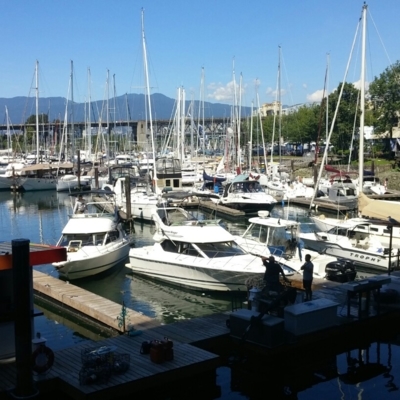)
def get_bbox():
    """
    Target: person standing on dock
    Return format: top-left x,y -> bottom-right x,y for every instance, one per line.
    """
262,255 -> 289,293
301,254 -> 314,301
